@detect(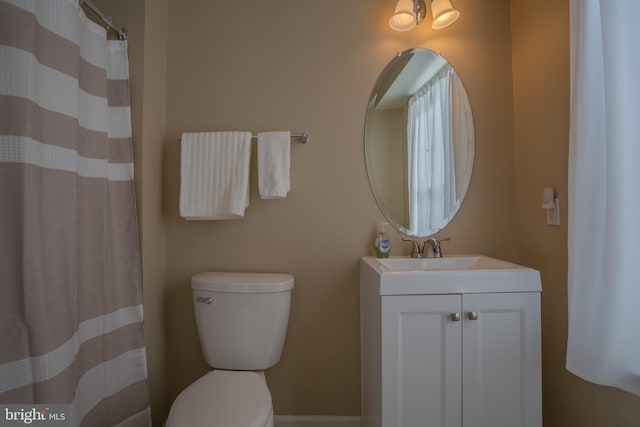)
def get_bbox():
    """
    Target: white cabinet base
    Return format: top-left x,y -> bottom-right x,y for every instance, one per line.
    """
360,260 -> 542,427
